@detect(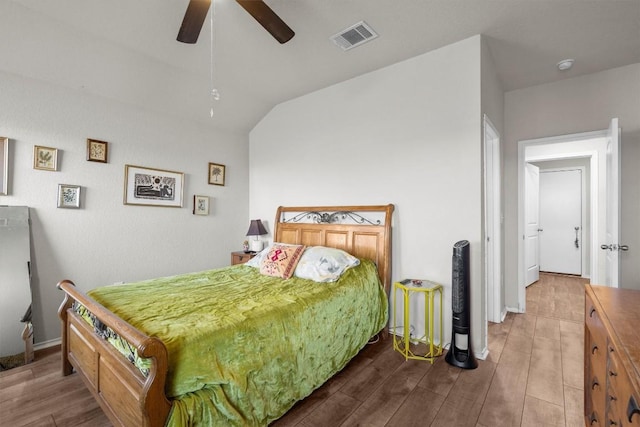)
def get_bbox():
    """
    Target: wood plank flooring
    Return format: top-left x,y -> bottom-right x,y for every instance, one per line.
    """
0,273 -> 586,426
